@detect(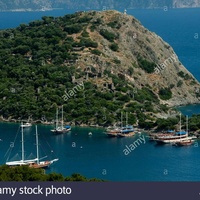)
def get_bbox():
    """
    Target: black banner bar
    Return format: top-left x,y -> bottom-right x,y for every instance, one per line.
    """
0,182 -> 199,200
